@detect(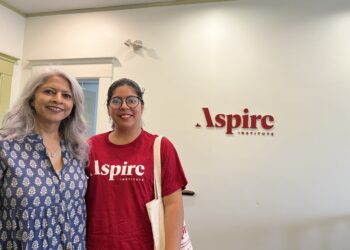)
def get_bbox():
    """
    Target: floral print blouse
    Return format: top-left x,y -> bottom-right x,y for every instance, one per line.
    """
0,134 -> 88,249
